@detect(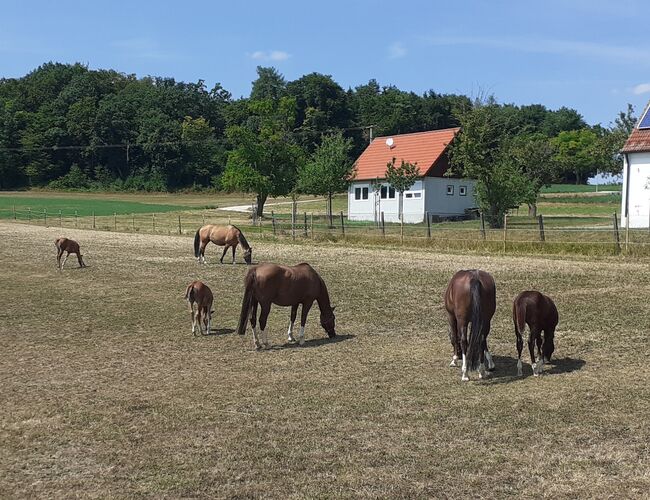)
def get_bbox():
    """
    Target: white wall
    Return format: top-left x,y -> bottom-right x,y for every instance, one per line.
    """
348,178 -> 475,223
621,152 -> 650,228
423,177 -> 476,216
